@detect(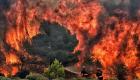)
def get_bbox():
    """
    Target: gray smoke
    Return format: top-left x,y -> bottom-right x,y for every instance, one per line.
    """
100,0 -> 140,19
